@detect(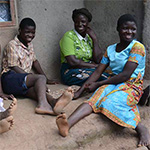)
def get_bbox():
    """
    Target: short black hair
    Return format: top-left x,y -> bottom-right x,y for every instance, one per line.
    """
19,18 -> 36,29
72,8 -> 92,22
117,14 -> 137,31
